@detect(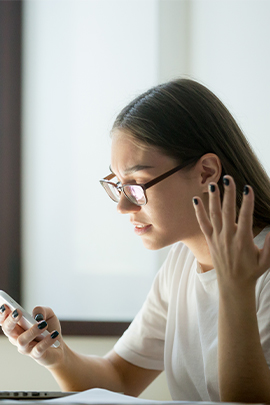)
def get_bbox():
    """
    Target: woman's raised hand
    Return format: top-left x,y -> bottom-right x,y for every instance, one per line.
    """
193,175 -> 270,292
0,304 -> 64,367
